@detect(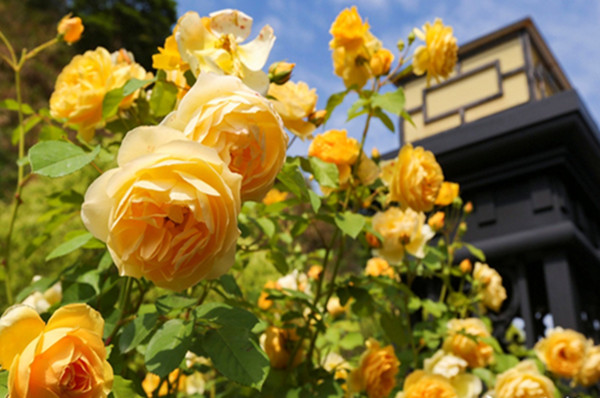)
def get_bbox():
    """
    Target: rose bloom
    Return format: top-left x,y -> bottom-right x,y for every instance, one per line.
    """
142,369 -> 187,397
261,326 -> 303,369
473,262 -> 507,312
348,338 -> 399,398
370,48 -> 394,76
329,6 -> 370,50
365,257 -> 395,279
326,296 -> 350,317
268,81 -> 317,140
22,279 -> 62,314
386,144 -> 444,212
50,47 -> 150,141
0,303 -> 113,398
459,259 -> 472,274
176,9 -> 275,93
309,129 -> 359,186
534,327 -> 588,378
576,344 -> 600,386
372,207 -> 435,264
412,19 -> 458,86
435,182 -> 460,206
57,14 -> 84,44
443,318 -> 494,368
81,126 -> 241,291
428,211 -> 445,231
262,188 -> 288,205
331,32 -> 381,89
322,352 -> 350,381
422,350 -> 482,398
257,280 -> 280,311
307,265 -> 324,280
397,371 -> 457,398
162,73 -> 287,202
494,360 -> 555,398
